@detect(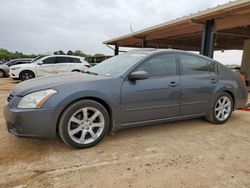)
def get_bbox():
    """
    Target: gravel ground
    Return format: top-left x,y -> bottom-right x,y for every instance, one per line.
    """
0,78 -> 250,188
